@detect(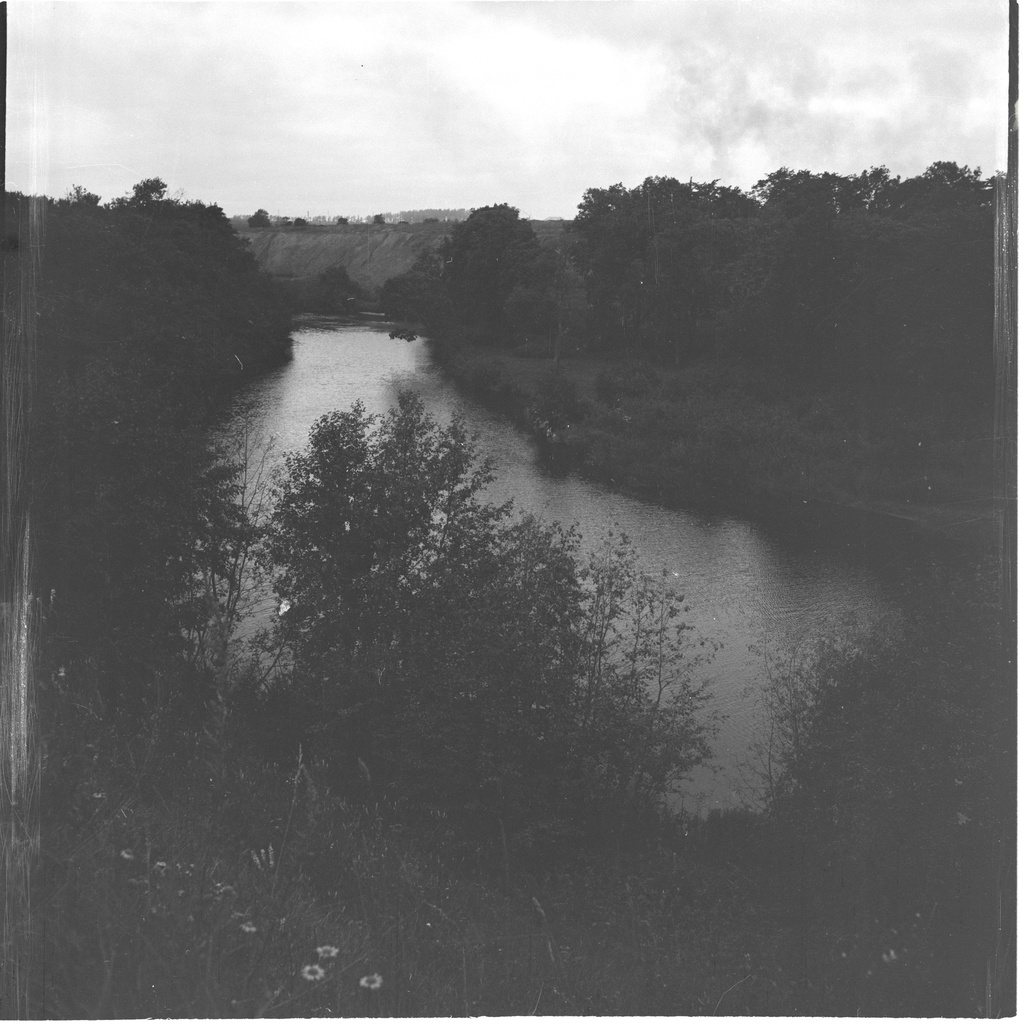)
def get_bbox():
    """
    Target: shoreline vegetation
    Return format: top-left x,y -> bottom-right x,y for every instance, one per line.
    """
418,331 -> 1002,556
4,171 -> 1014,1016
